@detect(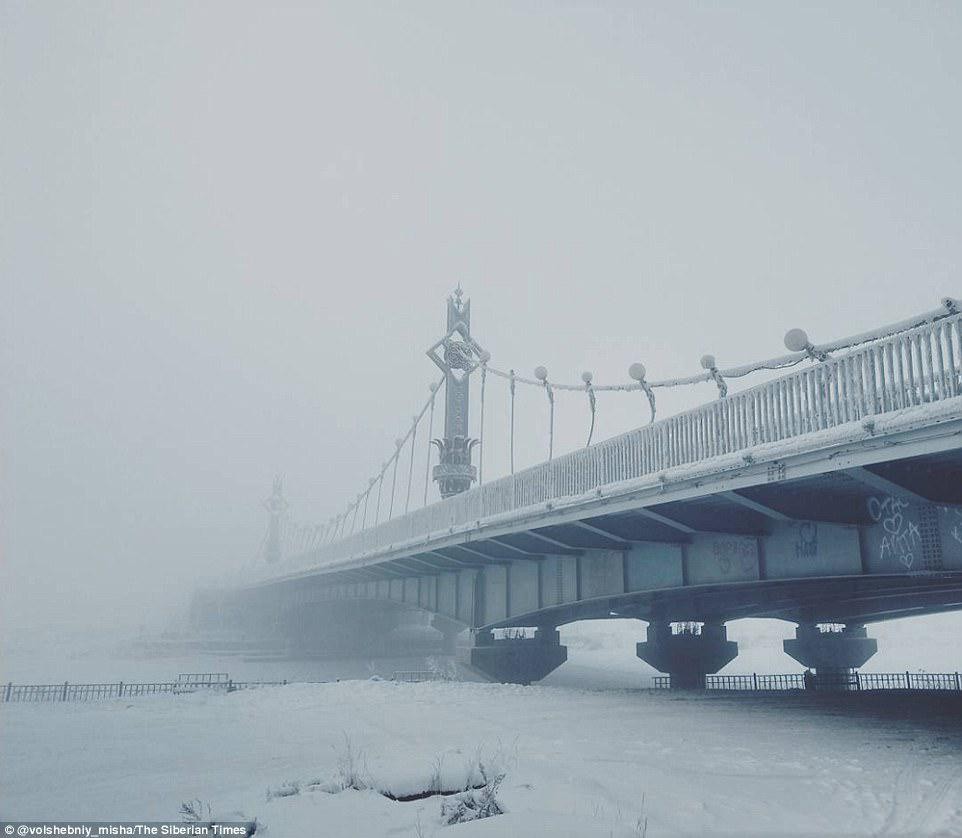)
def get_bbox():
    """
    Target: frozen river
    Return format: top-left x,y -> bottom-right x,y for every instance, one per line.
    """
3,678 -> 962,835
2,615 -> 960,688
